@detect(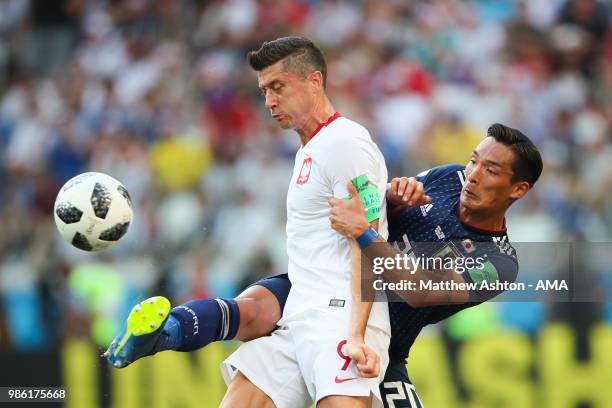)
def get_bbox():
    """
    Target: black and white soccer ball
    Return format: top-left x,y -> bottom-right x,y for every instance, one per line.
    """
54,172 -> 133,251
